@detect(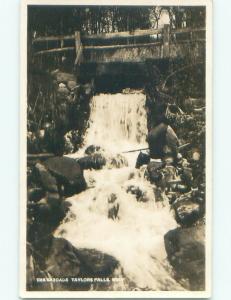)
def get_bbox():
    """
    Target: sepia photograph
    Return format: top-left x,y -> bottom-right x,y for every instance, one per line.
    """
20,0 -> 212,297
